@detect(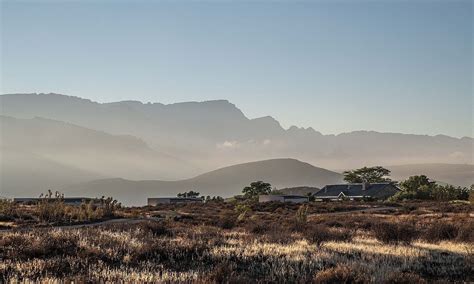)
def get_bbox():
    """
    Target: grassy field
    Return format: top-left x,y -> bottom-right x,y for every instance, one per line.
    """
1,201 -> 472,282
